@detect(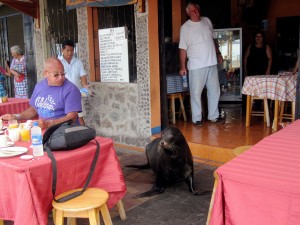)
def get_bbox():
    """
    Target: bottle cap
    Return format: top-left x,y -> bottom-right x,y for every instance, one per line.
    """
33,121 -> 38,126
